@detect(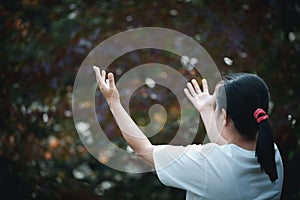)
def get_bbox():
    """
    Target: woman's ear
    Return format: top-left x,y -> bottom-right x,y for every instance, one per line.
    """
221,108 -> 227,126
